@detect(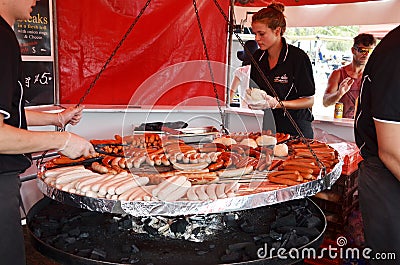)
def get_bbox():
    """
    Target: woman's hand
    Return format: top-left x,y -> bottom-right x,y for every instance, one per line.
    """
248,101 -> 269,110
248,94 -> 278,110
